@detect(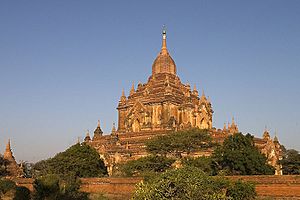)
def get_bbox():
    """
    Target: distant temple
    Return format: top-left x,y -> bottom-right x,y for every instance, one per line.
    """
2,139 -> 23,177
84,29 -> 282,175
